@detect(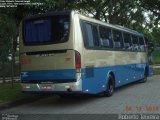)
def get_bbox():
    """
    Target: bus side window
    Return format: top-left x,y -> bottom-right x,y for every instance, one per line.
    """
99,26 -> 113,48
139,37 -> 145,52
123,33 -> 132,51
92,25 -> 100,47
113,30 -> 123,49
81,21 -> 99,48
85,23 -> 94,47
132,35 -> 140,51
